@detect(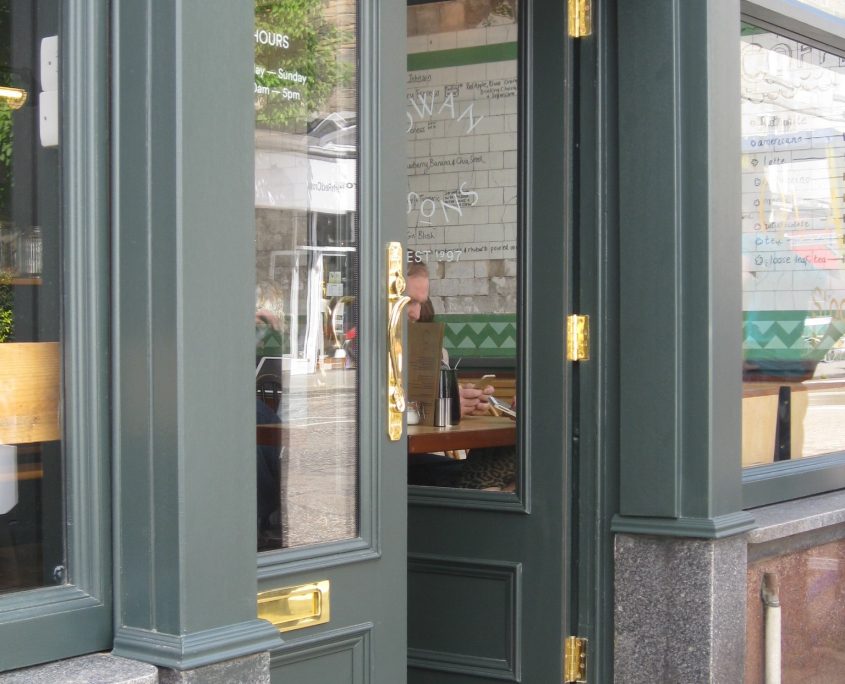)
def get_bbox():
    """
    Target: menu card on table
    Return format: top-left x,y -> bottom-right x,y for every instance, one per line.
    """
407,322 -> 444,427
